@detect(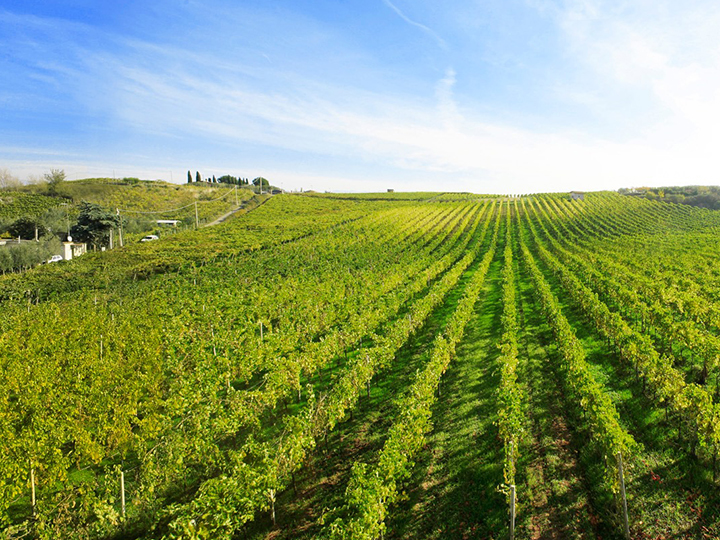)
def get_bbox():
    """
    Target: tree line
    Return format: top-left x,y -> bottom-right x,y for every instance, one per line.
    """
619,185 -> 720,210
187,171 -> 270,189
